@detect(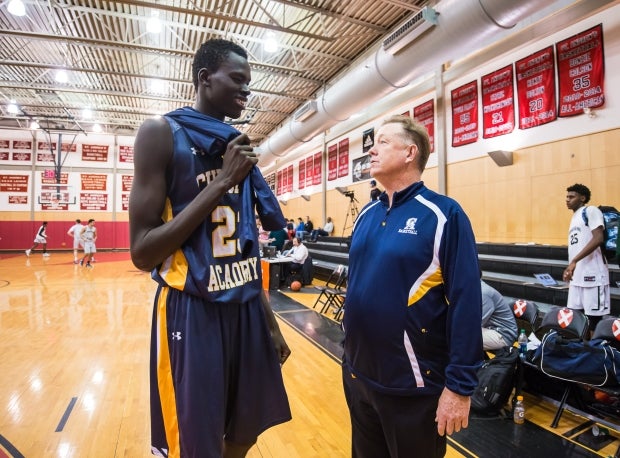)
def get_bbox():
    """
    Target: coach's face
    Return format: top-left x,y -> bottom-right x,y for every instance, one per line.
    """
368,123 -> 417,184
